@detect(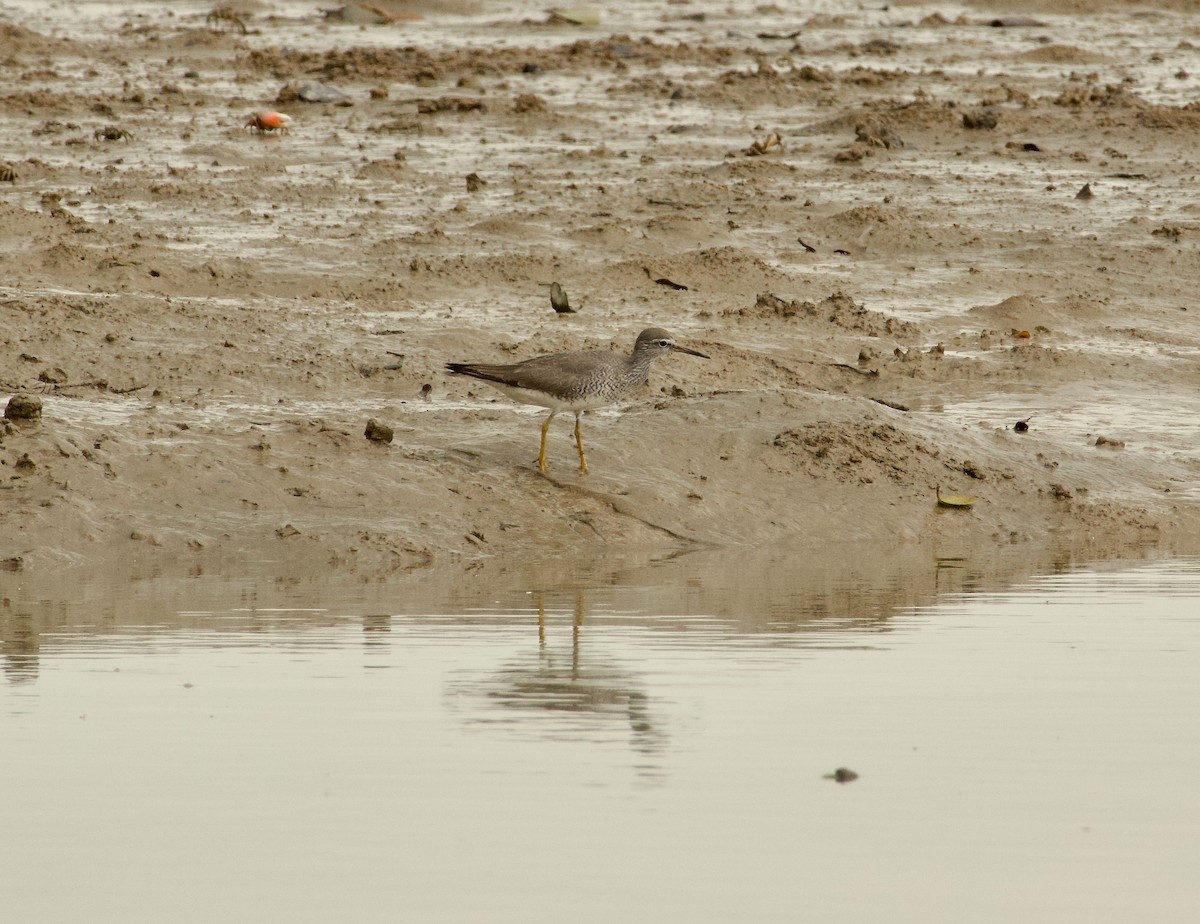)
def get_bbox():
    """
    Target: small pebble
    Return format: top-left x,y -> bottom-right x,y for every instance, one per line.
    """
365,418 -> 394,443
962,109 -> 998,130
297,82 -> 348,104
4,395 -> 42,420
